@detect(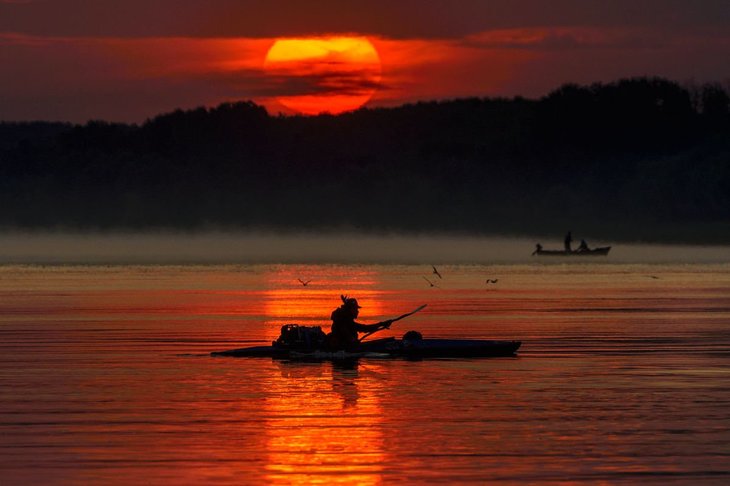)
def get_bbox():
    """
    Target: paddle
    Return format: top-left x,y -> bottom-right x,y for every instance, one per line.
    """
359,304 -> 428,342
